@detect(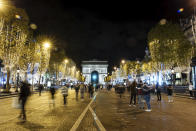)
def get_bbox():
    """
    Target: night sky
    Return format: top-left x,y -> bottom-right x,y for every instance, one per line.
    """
15,0 -> 193,72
